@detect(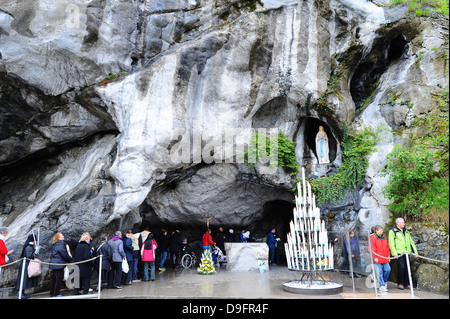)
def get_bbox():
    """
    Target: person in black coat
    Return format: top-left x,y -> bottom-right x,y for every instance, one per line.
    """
215,226 -> 227,255
49,232 -> 73,297
121,230 -> 134,285
73,232 -> 93,295
15,234 -> 39,299
94,234 -> 112,290
158,229 -> 170,271
169,230 -> 182,268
